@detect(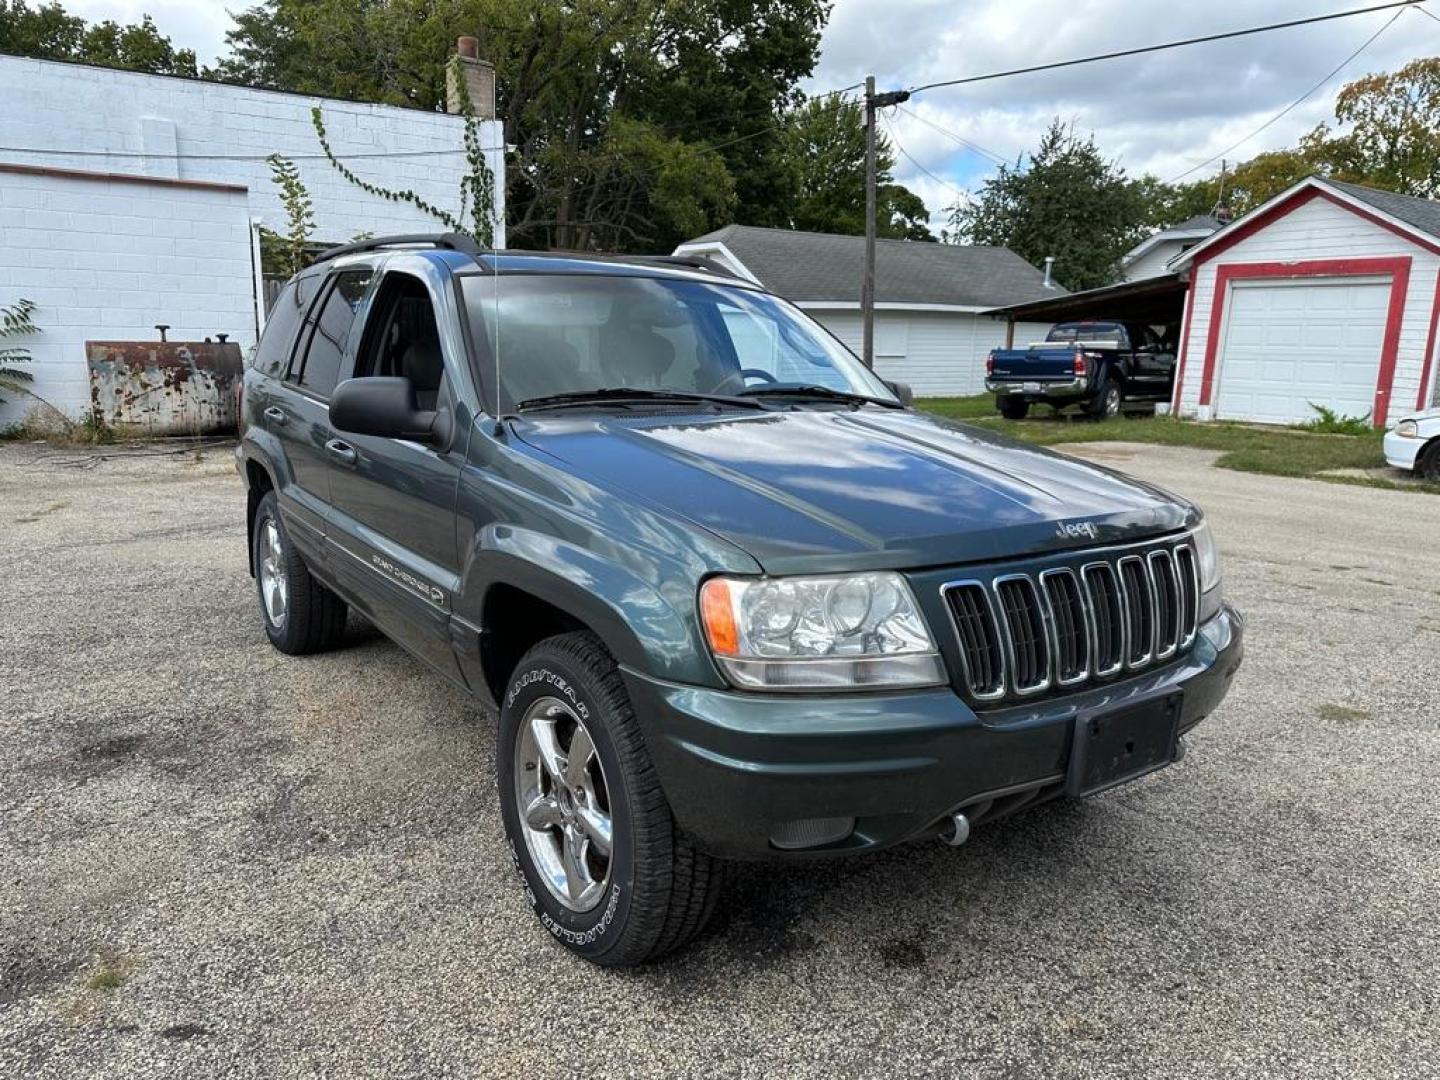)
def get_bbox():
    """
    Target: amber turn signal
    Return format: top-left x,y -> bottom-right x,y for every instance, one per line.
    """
699,578 -> 740,656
